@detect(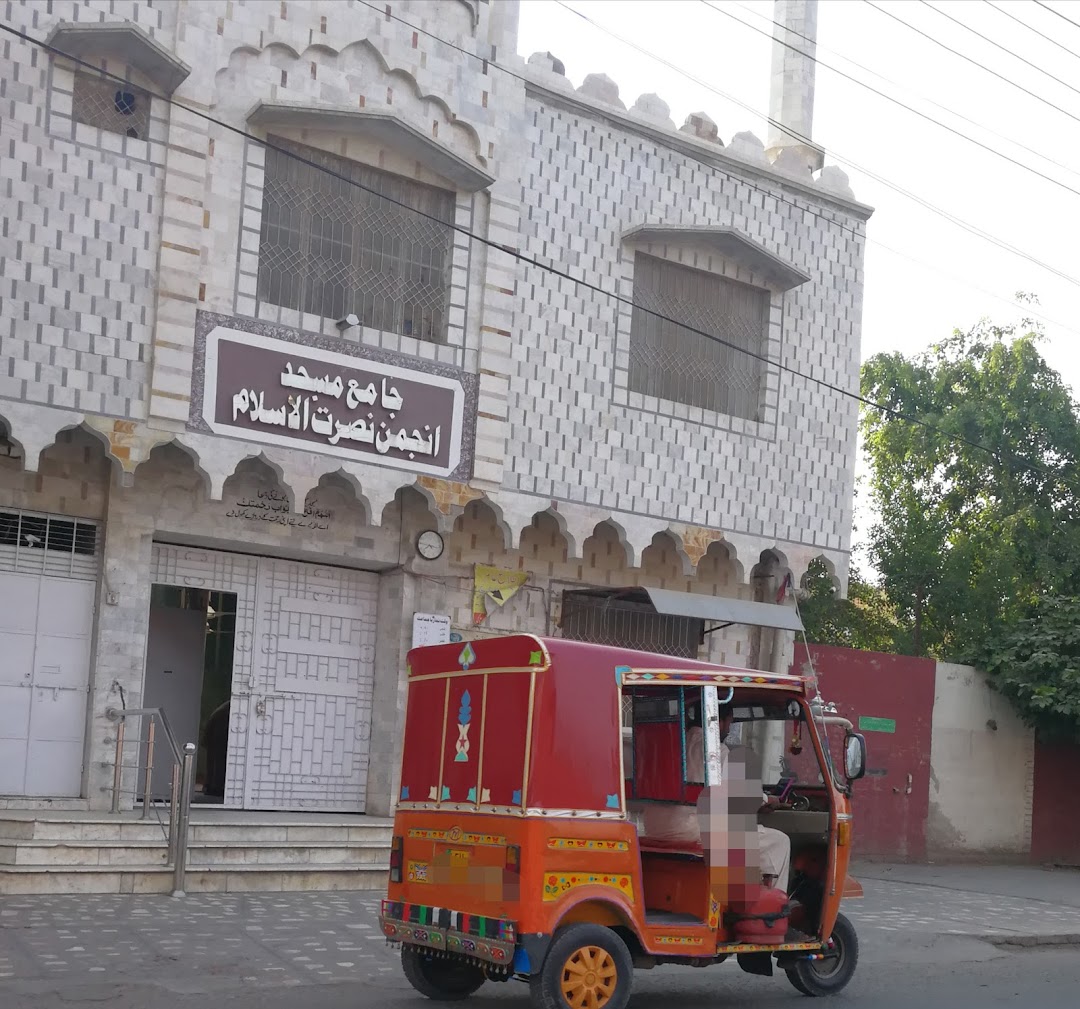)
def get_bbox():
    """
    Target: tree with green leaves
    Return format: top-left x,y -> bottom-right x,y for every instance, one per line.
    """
978,595 -> 1080,744
859,317 -> 1080,664
798,559 -> 902,654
